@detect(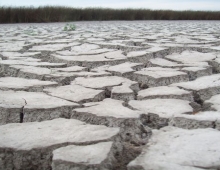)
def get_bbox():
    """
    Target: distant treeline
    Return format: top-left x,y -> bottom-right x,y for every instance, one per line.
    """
0,6 -> 220,23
